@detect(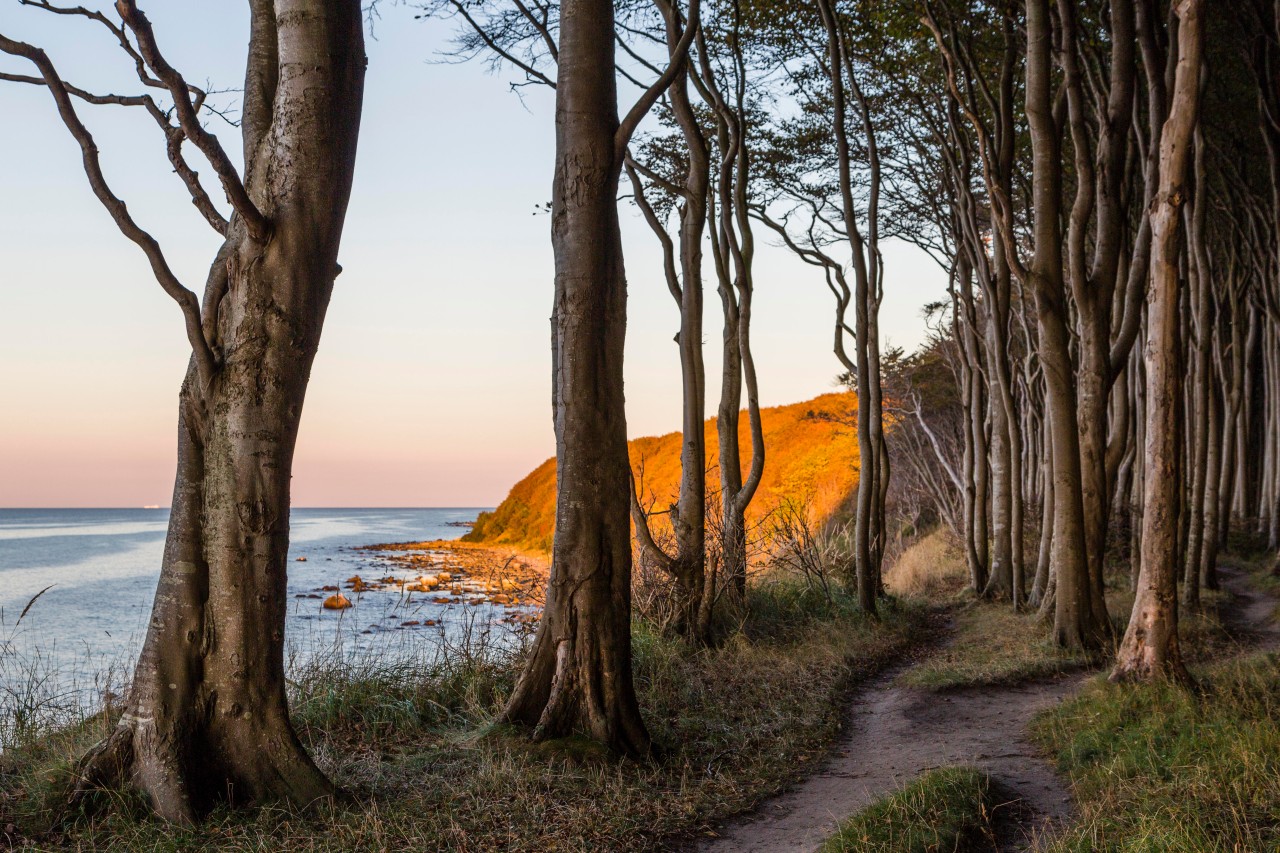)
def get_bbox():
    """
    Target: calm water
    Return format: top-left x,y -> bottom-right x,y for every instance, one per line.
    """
0,507 -> 506,709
